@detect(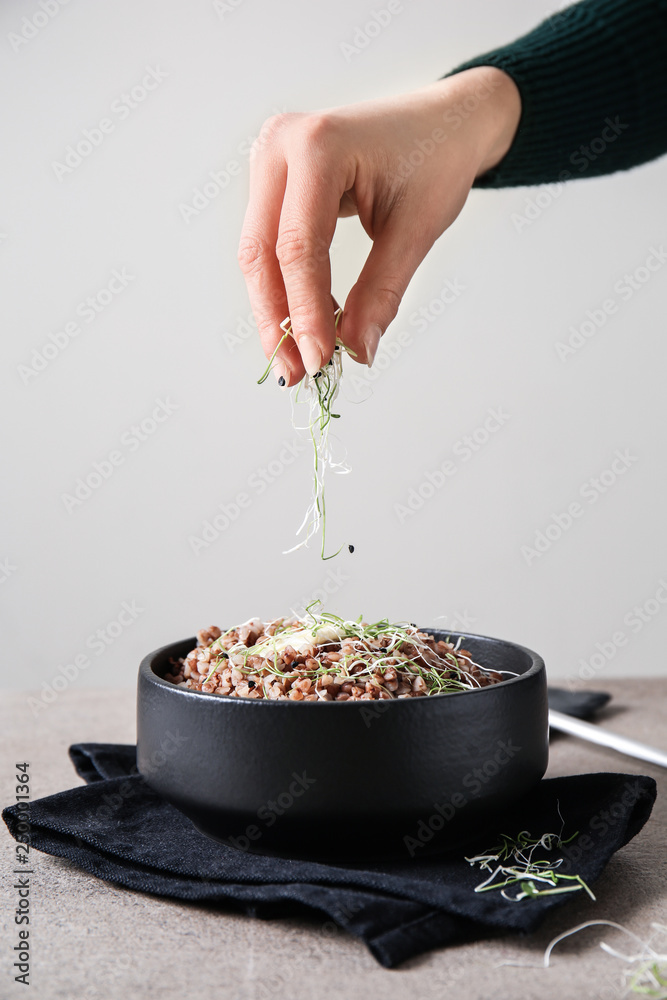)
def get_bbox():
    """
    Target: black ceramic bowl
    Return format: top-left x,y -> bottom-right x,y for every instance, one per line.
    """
137,629 -> 548,860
